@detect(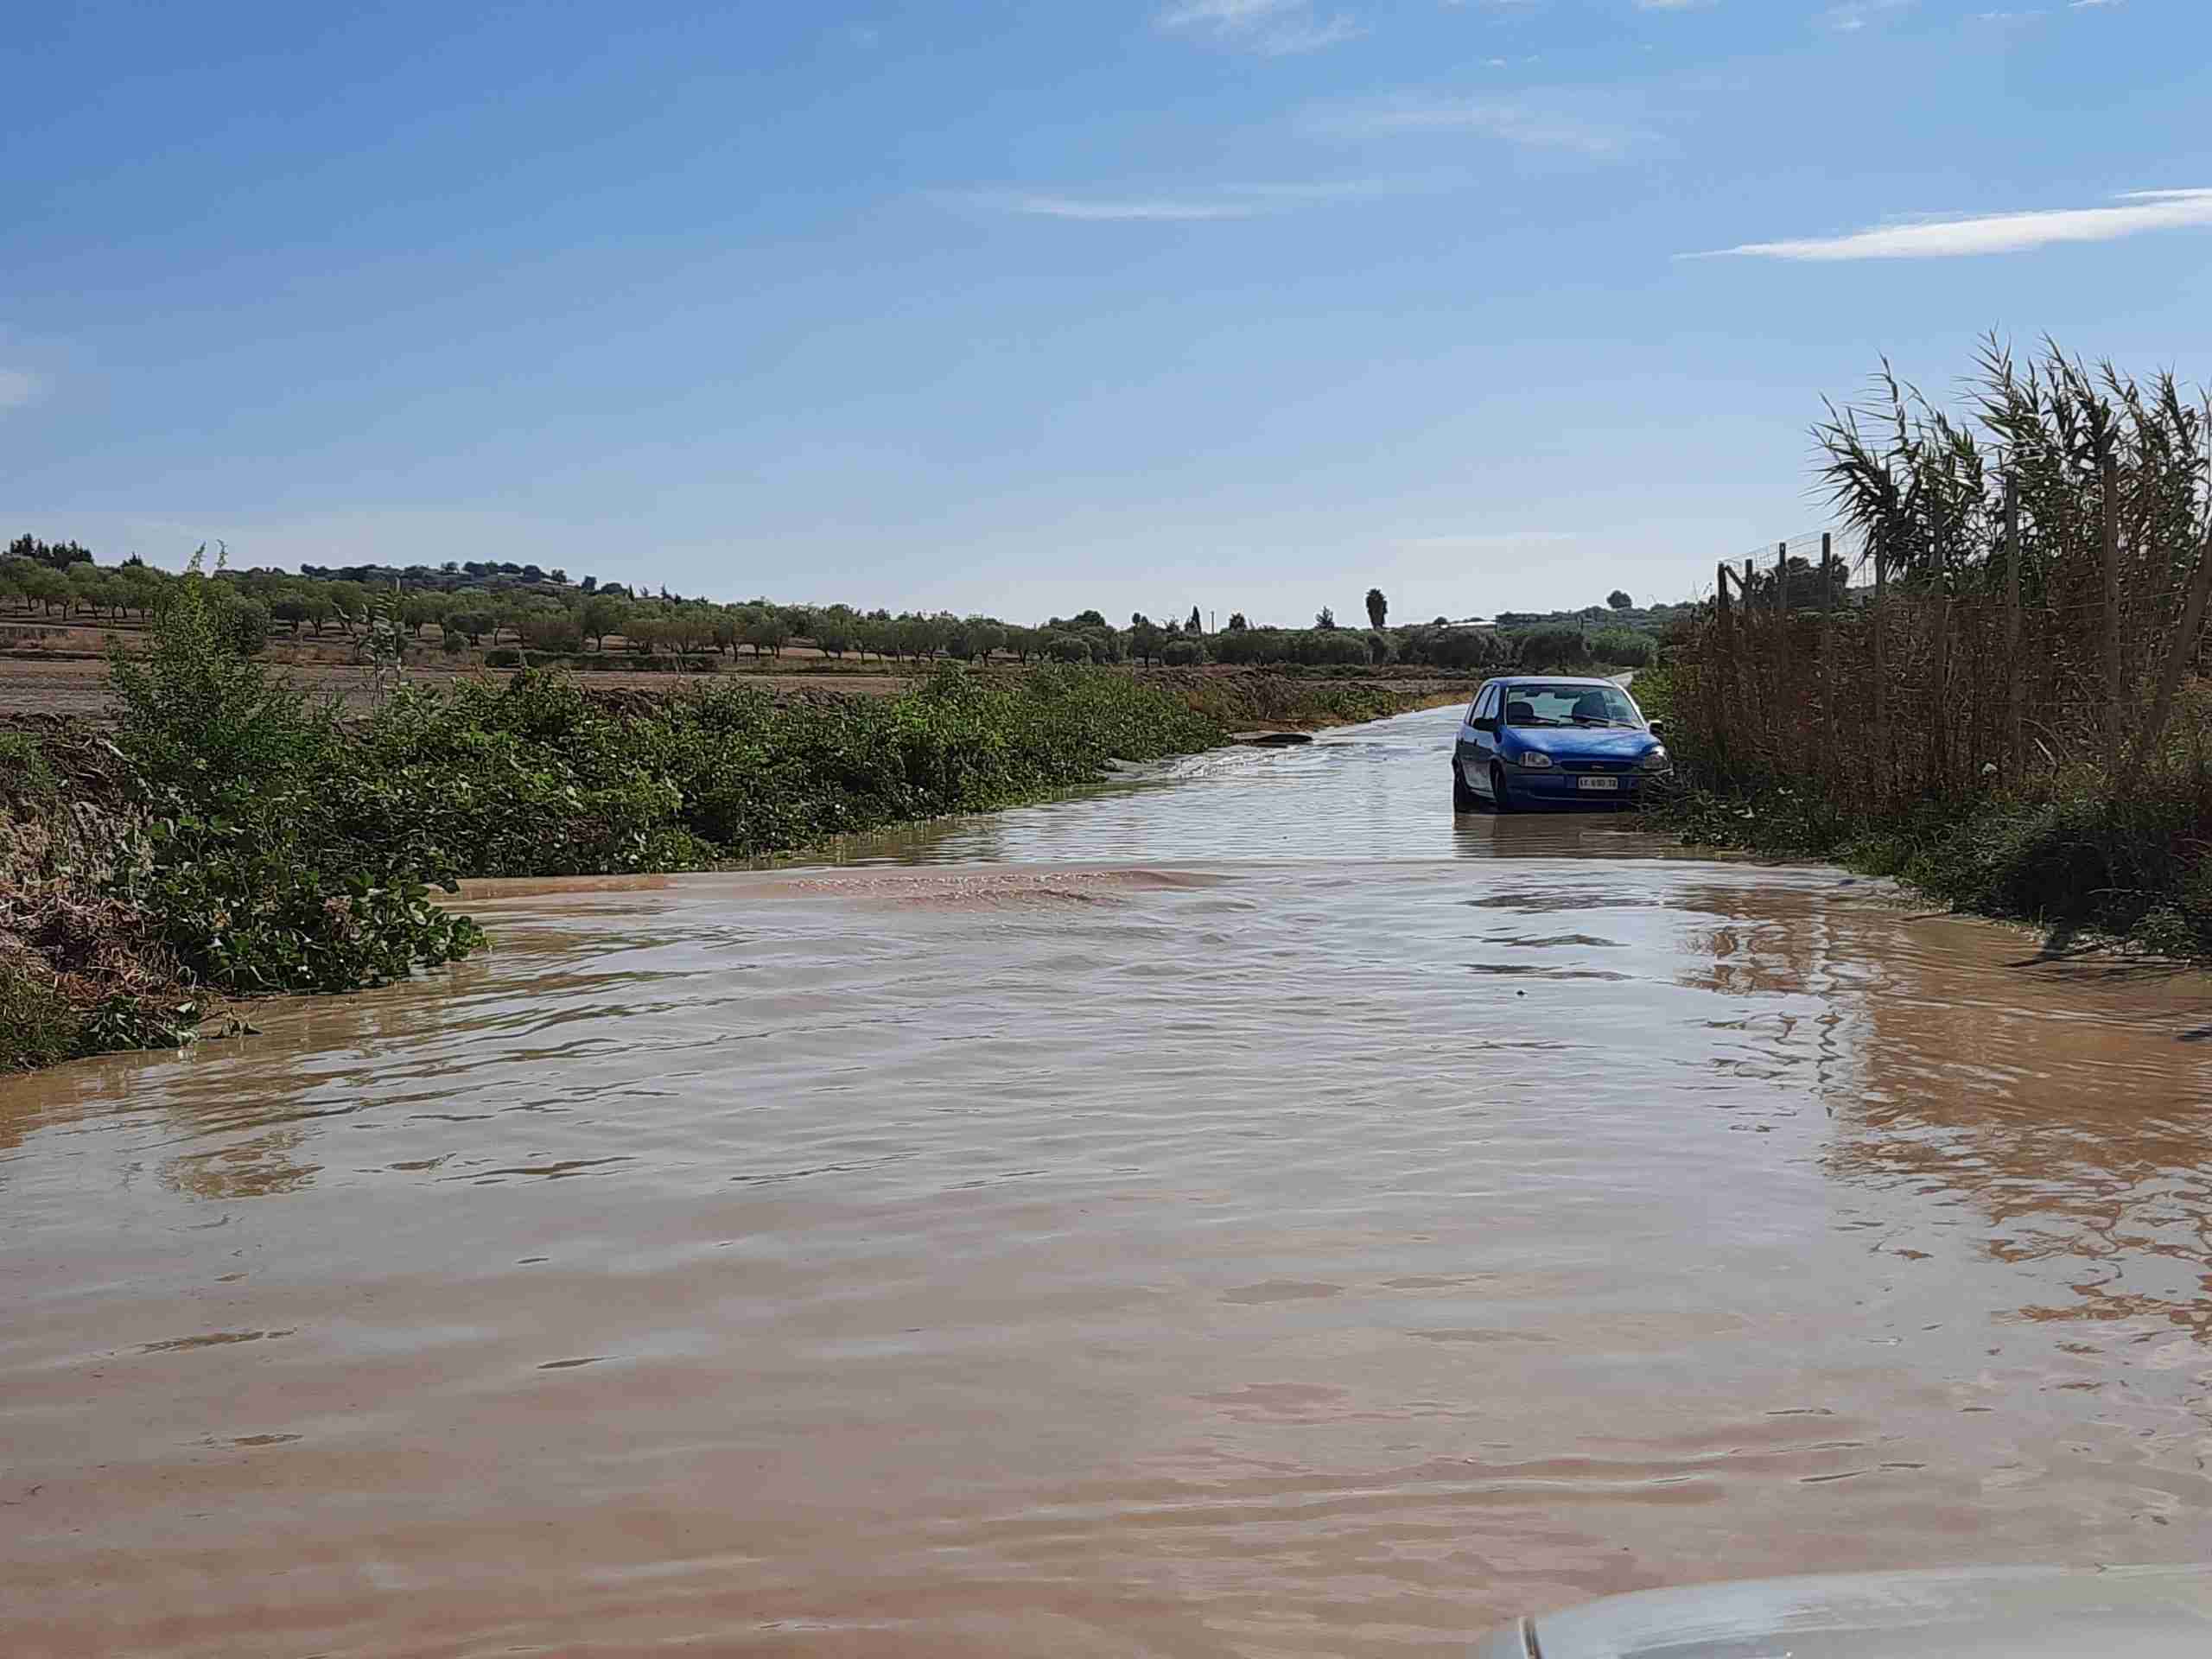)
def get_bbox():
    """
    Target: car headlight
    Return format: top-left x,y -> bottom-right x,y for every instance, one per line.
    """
1516,751 -> 1553,770
1641,747 -> 1672,771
